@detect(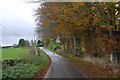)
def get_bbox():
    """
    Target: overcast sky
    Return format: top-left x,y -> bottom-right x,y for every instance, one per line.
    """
0,0 -> 40,46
